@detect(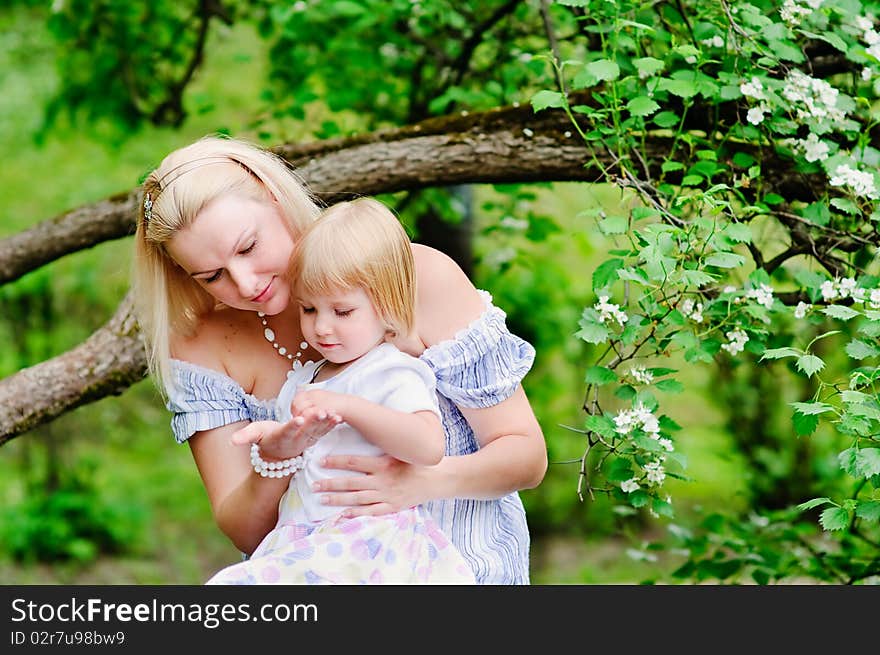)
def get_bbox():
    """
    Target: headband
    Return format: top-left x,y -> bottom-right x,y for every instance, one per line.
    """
142,156 -> 252,224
